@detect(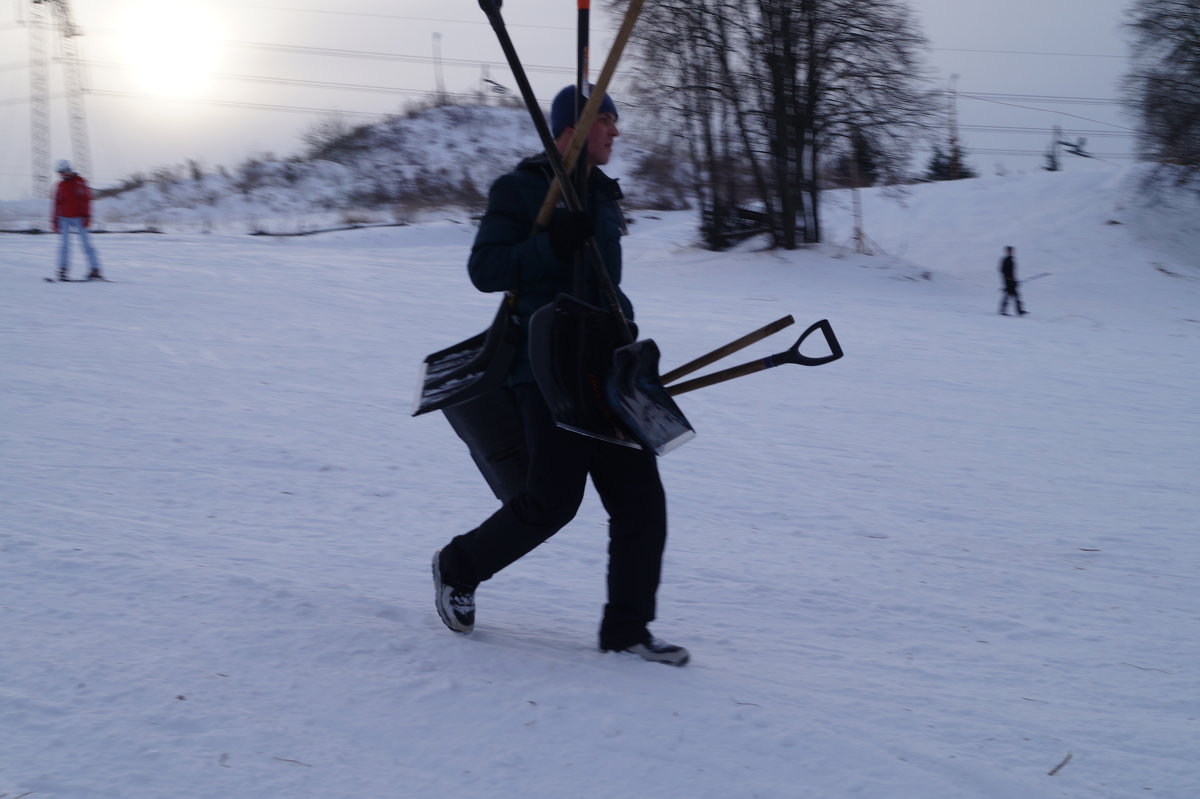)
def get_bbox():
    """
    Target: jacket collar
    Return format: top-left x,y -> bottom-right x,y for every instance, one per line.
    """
517,152 -> 621,200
